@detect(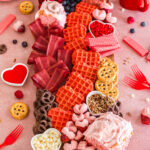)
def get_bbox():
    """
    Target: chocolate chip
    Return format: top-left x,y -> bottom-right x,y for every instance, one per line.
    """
119,112 -> 123,117
0,44 -> 7,54
116,101 -> 121,107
